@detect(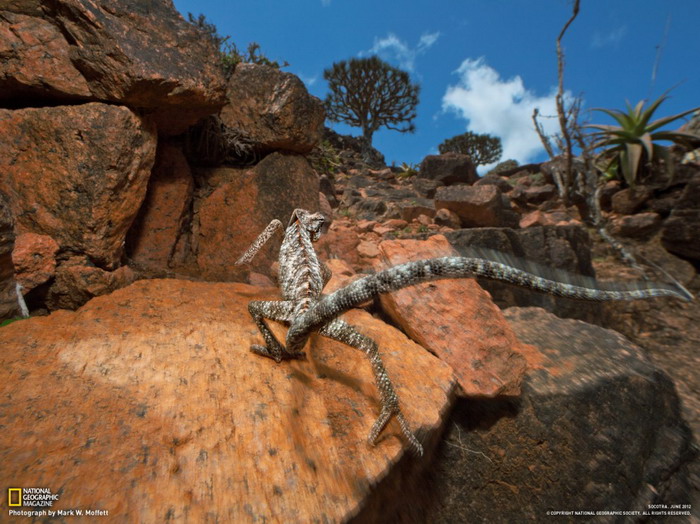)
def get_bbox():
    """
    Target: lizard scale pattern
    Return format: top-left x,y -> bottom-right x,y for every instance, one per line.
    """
236,209 -> 692,456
